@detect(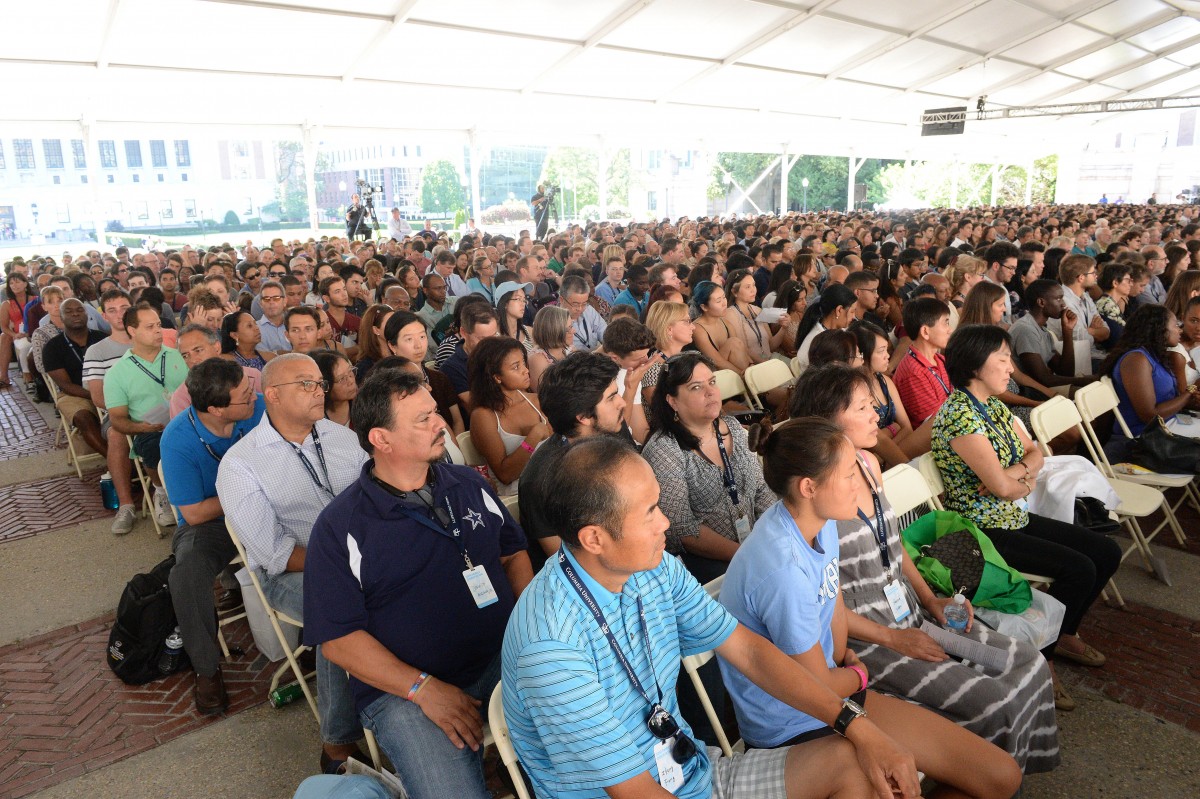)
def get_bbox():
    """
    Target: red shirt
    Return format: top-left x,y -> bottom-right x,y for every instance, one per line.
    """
326,309 -> 361,346
893,348 -> 952,427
